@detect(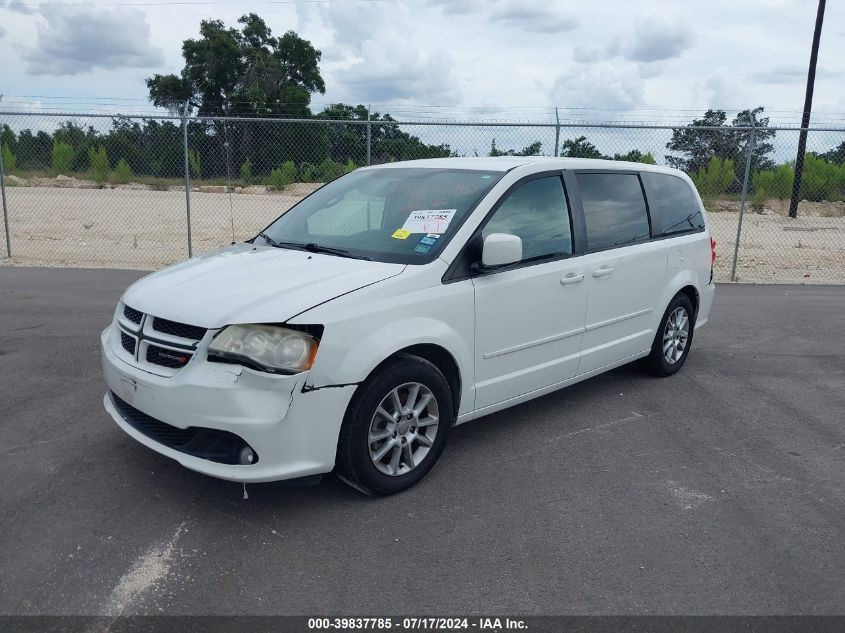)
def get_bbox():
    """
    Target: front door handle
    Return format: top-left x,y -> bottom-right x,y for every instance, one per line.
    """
560,273 -> 585,286
592,266 -> 615,278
